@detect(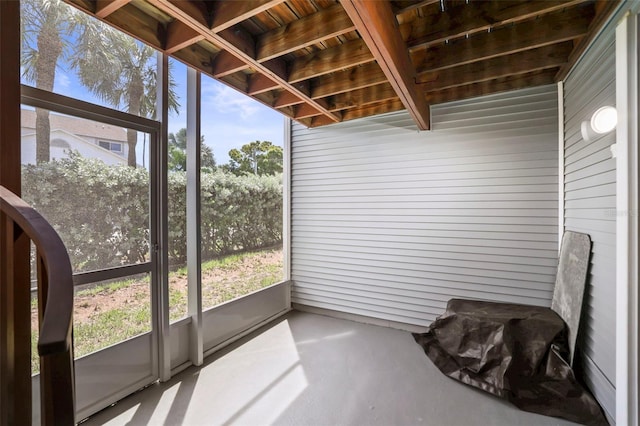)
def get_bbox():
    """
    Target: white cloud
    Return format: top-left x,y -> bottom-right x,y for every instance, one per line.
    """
56,70 -> 71,90
202,81 -> 261,120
